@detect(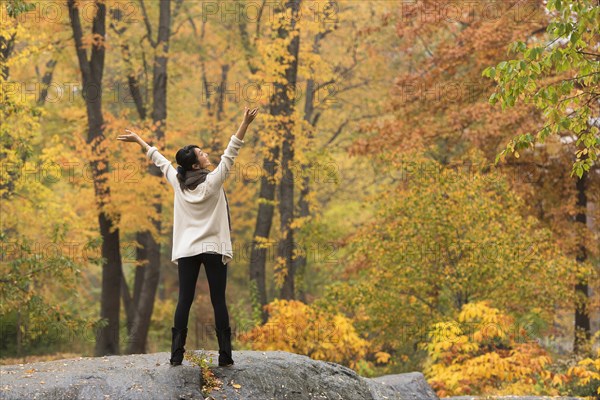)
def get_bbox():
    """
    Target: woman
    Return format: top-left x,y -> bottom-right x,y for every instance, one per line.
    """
117,106 -> 259,367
